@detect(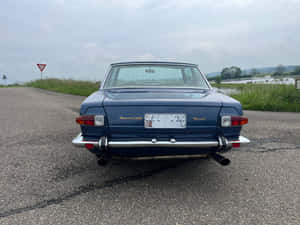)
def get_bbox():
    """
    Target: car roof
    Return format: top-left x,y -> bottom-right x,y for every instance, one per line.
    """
110,61 -> 198,67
